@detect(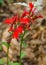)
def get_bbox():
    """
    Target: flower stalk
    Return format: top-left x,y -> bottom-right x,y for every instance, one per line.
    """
20,40 -> 22,65
7,45 -> 9,65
